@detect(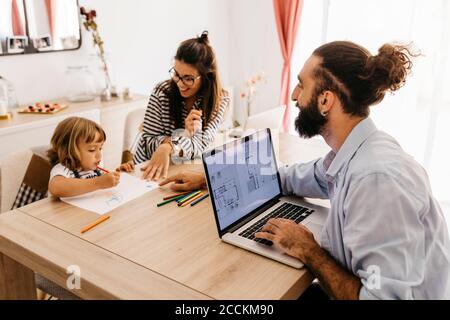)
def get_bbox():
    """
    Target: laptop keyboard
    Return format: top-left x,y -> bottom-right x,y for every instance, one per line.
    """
238,202 -> 314,246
